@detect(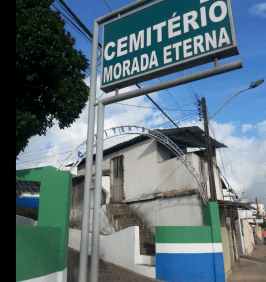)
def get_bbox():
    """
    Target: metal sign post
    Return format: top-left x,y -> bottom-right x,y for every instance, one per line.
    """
79,1 -> 242,281
78,21 -> 99,282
